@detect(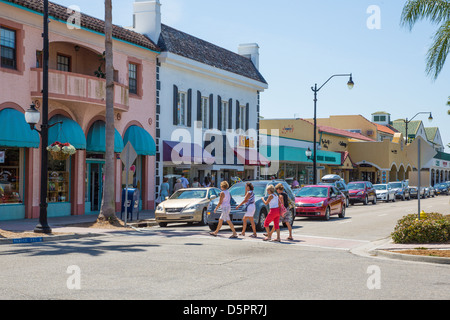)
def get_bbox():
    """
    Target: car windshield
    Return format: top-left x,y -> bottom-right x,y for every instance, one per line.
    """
389,182 -> 402,188
295,187 -> 328,198
229,183 -> 267,198
435,184 -> 446,188
170,190 -> 206,199
347,183 -> 365,190
374,185 -> 387,190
